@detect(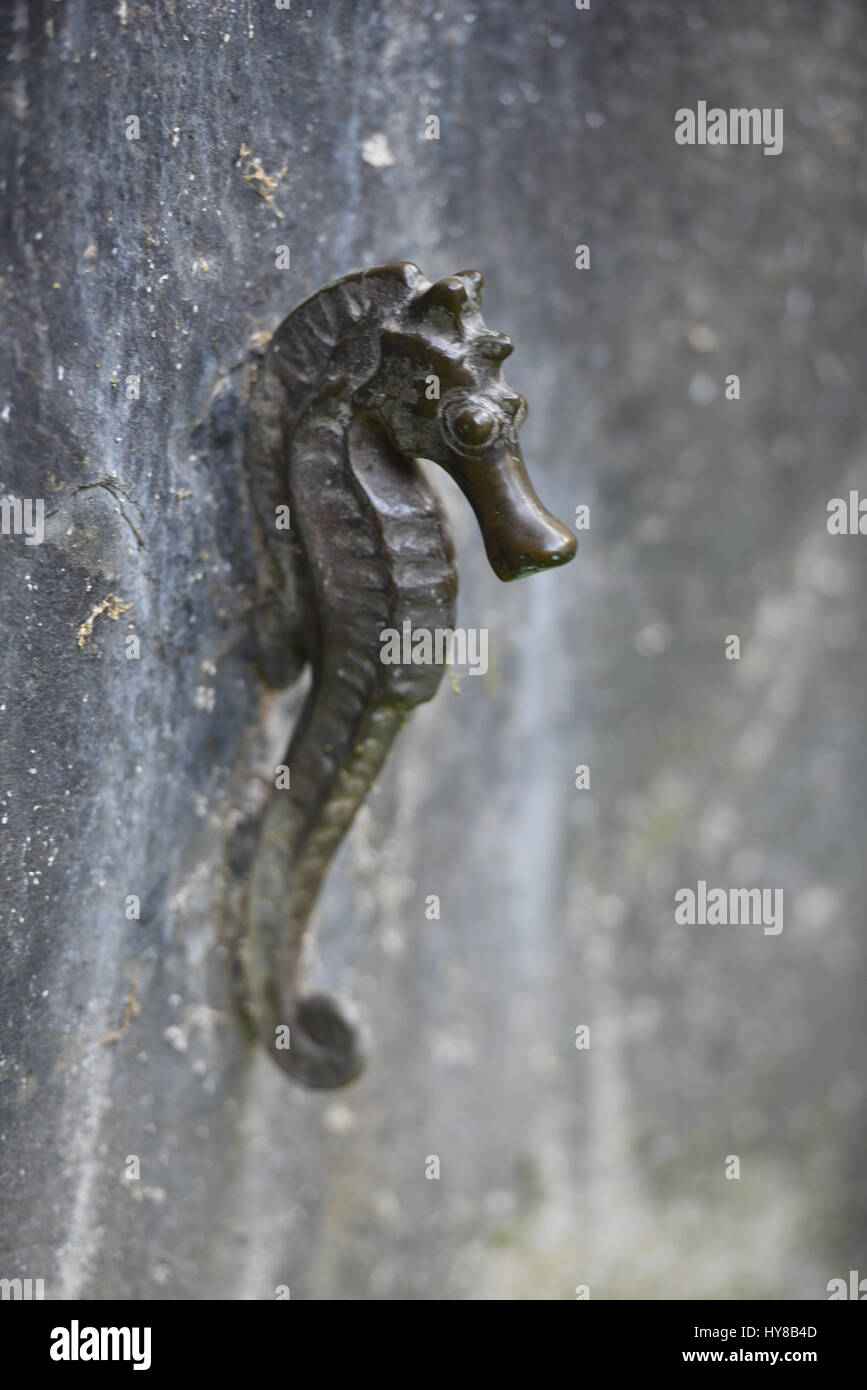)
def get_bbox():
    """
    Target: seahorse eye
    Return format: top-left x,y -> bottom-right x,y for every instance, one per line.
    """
454,406 -> 496,447
440,395 -> 501,455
